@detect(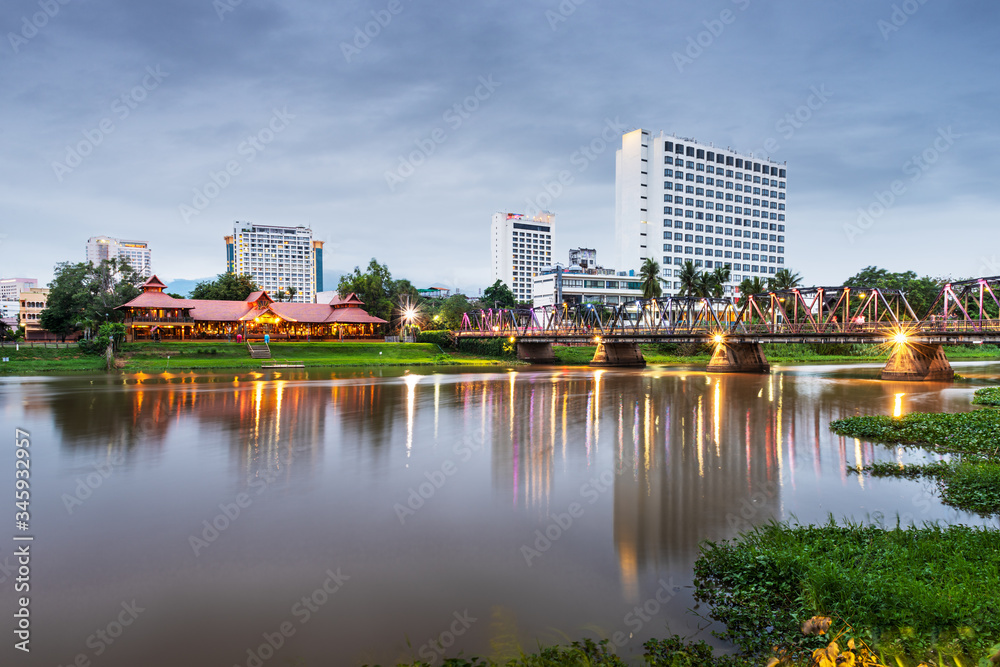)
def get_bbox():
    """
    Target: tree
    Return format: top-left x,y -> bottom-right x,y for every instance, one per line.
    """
482,280 -> 516,309
190,273 -> 260,301
437,293 -> 472,330
676,261 -> 700,297
769,268 -> 803,291
843,266 -> 943,319
40,259 -> 143,341
737,276 -> 769,304
286,286 -> 298,302
710,265 -> 732,298
337,258 -> 420,323
639,258 -> 663,299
